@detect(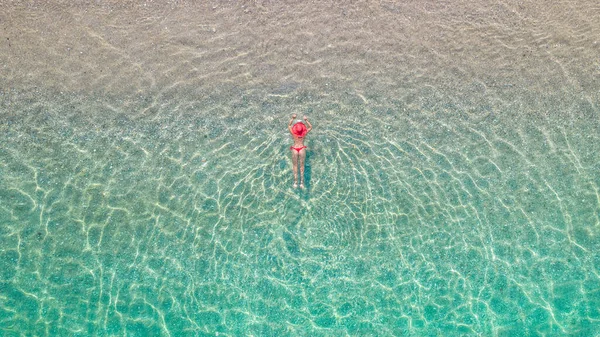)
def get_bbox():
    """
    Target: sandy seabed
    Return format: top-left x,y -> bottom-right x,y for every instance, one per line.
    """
1,1 -> 599,336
